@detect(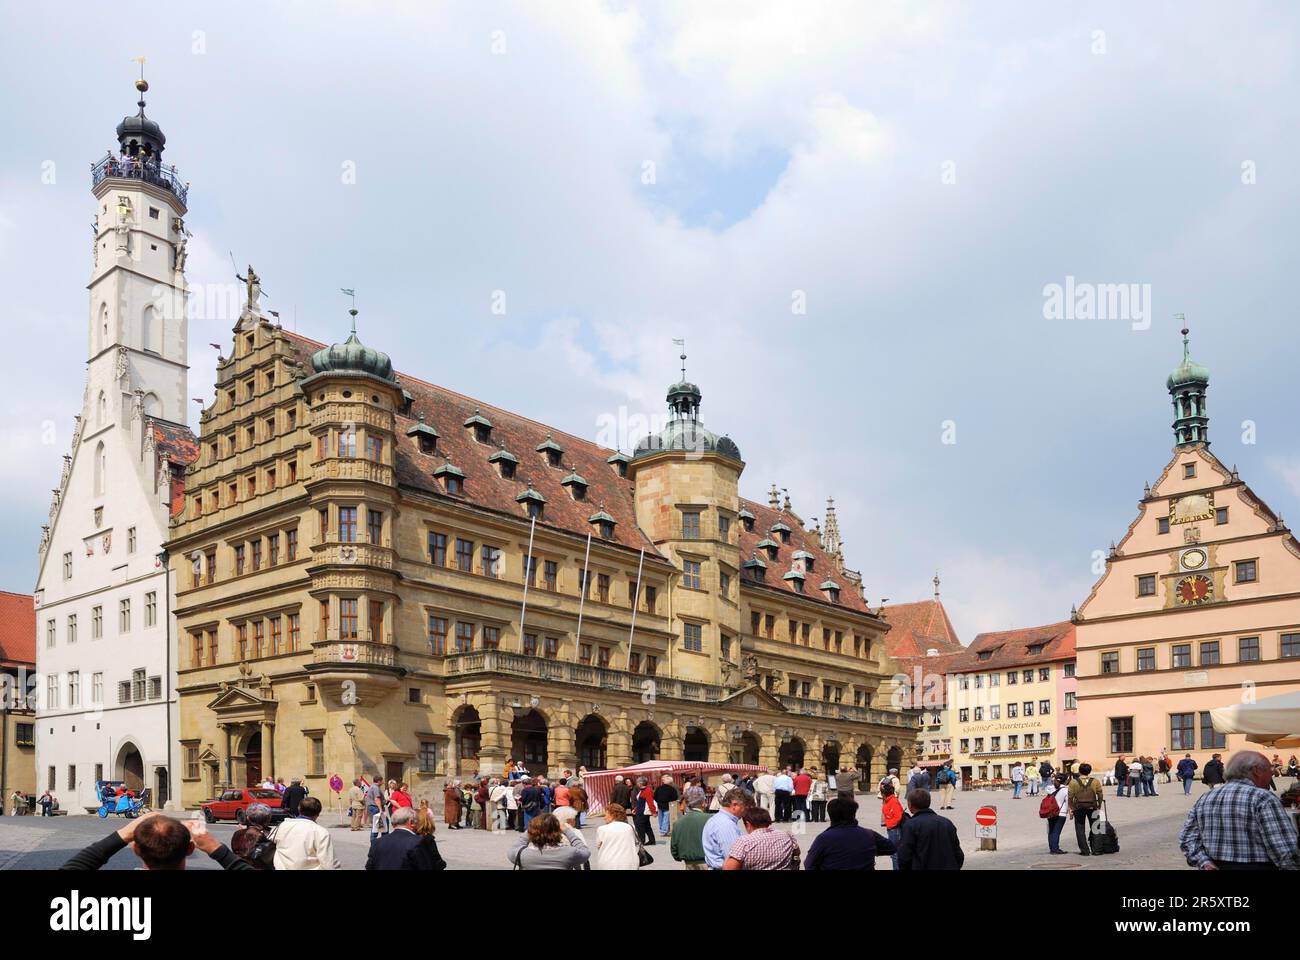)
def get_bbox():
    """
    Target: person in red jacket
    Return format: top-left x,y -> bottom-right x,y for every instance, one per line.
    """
880,782 -> 906,870
792,769 -> 813,822
632,776 -> 659,846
